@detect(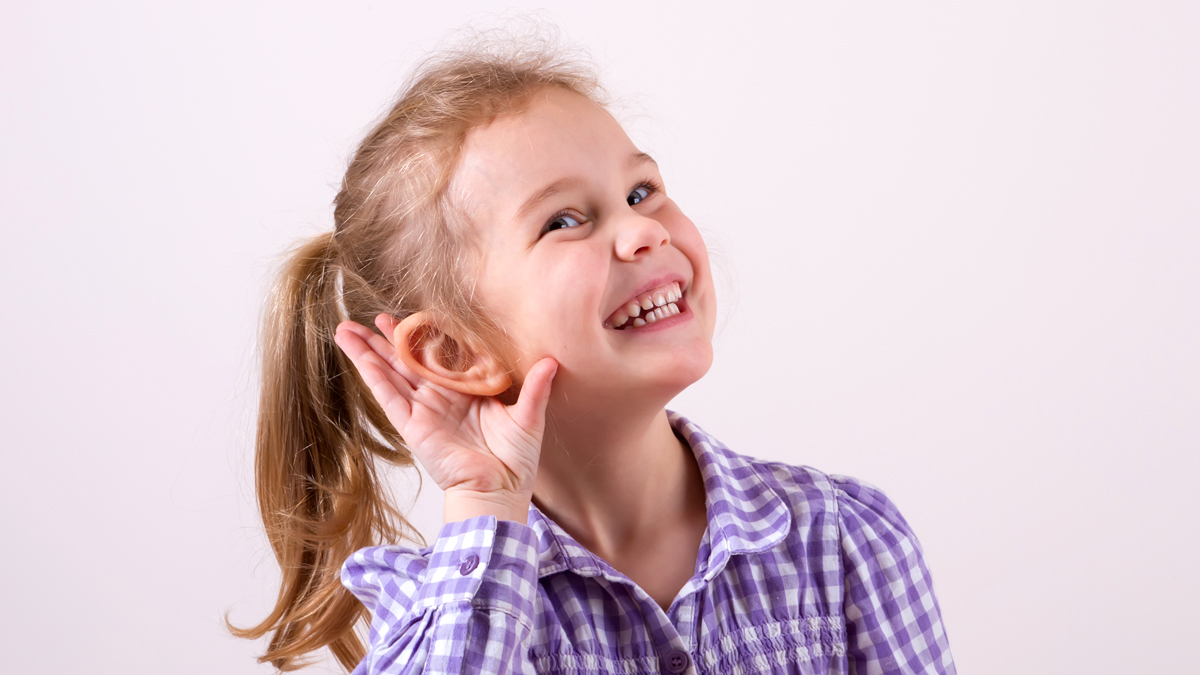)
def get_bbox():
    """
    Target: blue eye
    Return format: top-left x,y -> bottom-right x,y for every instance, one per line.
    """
546,213 -> 583,232
627,186 -> 651,206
